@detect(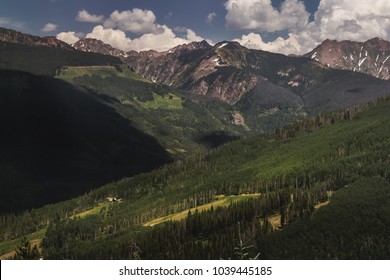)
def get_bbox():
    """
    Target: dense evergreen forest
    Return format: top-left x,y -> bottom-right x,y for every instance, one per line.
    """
2,96 -> 390,259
